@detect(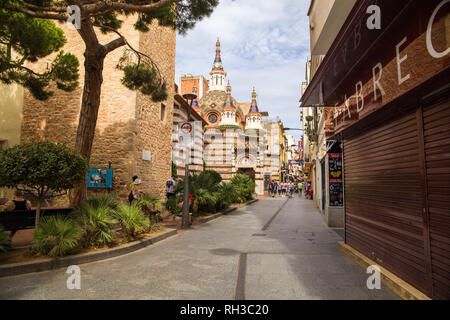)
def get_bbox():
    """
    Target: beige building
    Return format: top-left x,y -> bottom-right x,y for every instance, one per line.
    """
172,85 -> 207,177
301,0 -> 356,226
178,40 -> 286,194
19,17 -> 176,202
